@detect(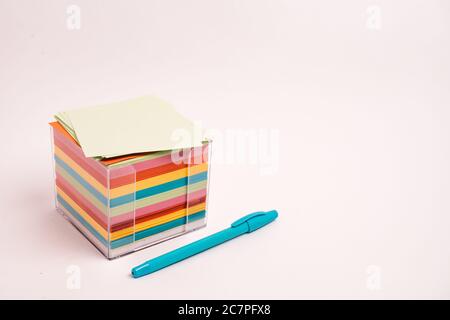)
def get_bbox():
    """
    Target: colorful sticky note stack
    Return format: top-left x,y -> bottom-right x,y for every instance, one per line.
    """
50,97 -> 211,259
